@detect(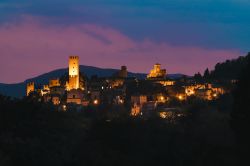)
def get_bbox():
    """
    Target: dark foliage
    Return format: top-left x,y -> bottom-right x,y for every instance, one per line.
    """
203,68 -> 210,80
209,53 -> 250,80
231,55 -> 250,147
0,96 -> 89,166
0,94 -> 242,166
193,72 -> 202,82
